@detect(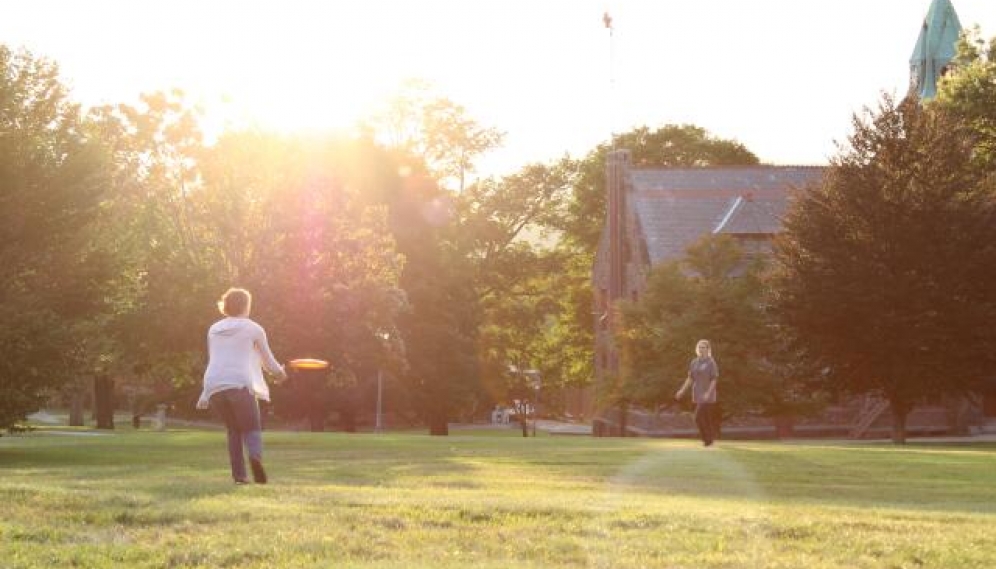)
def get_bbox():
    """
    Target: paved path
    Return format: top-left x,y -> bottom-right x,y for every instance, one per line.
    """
26,411 -> 60,424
